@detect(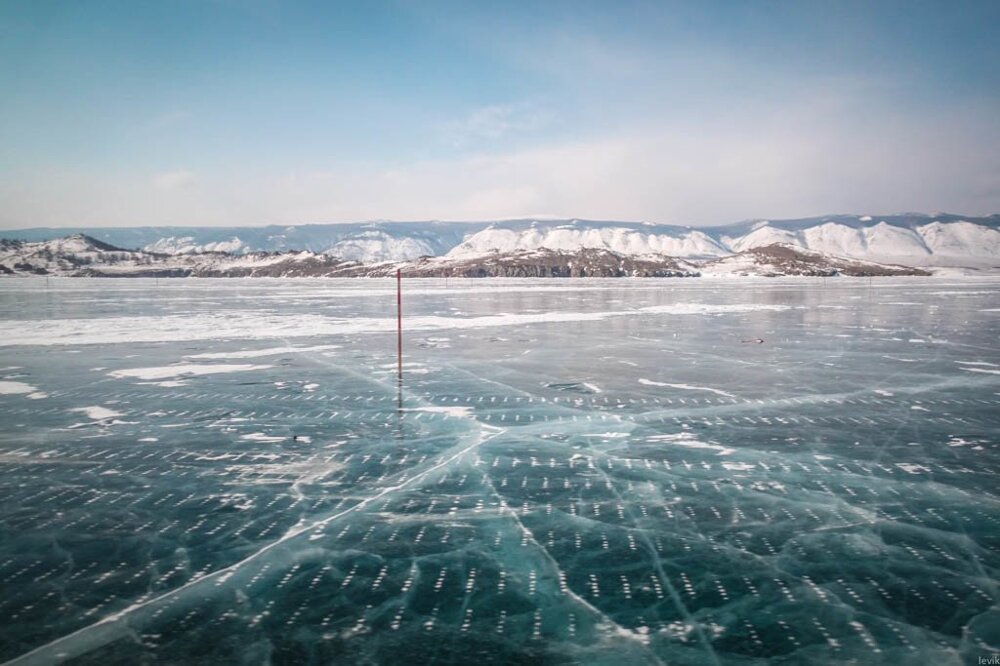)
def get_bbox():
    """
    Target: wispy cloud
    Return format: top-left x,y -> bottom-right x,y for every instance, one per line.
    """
440,103 -> 554,148
223,101 -> 1000,225
2,1 -> 997,229
2,99 -> 998,228
151,170 -> 196,191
